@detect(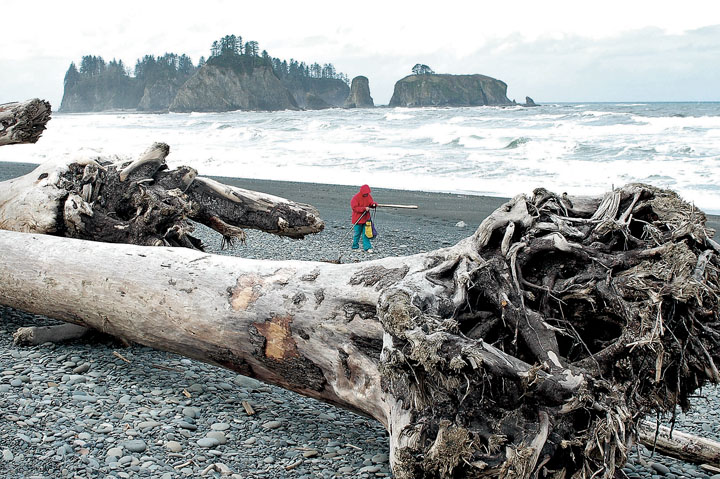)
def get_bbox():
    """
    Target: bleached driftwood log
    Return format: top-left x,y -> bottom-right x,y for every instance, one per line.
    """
638,420 -> 720,466
0,142 -> 324,247
0,98 -> 52,146
2,184 -> 720,478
